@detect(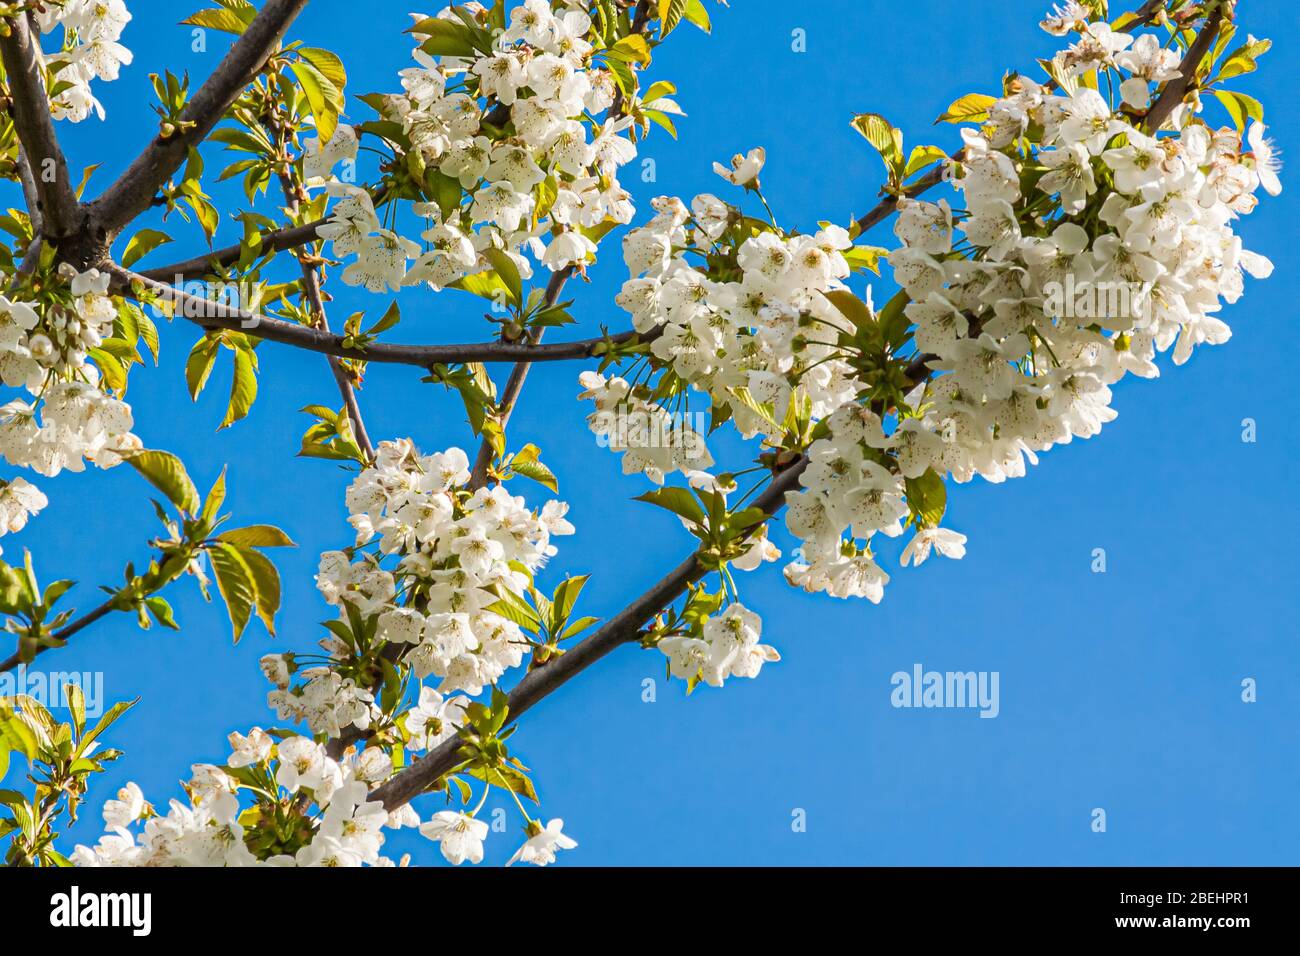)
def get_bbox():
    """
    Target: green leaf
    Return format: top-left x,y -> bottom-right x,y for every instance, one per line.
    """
936,93 -> 998,125
298,47 -> 347,92
510,456 -> 558,493
658,0 -> 688,38
0,715 -> 37,763
180,8 -> 251,36
560,615 -> 600,640
850,113 -> 904,175
1213,89 -> 1263,132
217,525 -> 297,548
634,487 -> 707,528
64,683 -> 85,737
682,0 -> 711,32
904,468 -> 947,528
201,466 -> 227,524
121,228 -> 173,268
126,450 -> 201,514
904,145 -> 948,179
288,60 -> 341,143
484,589 -> 542,633
823,289 -> 874,328
234,546 -> 282,637
484,248 -> 522,306
409,16 -> 479,57
468,764 -> 538,803
220,345 -> 258,429
144,596 -> 180,630
77,698 -> 137,756
208,542 -> 257,642
185,337 -> 219,400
